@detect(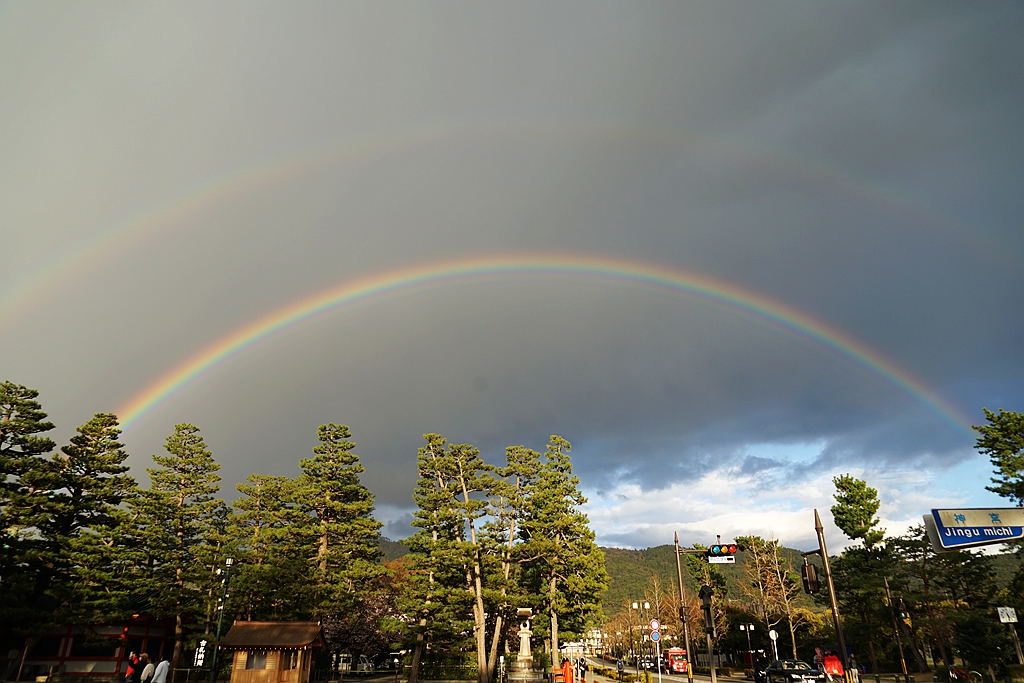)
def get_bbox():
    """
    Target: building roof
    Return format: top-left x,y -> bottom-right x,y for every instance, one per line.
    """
218,622 -> 325,651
